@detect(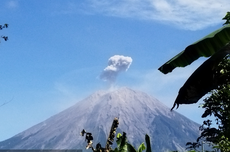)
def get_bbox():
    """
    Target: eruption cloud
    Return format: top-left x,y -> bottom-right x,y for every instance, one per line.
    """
100,55 -> 132,83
